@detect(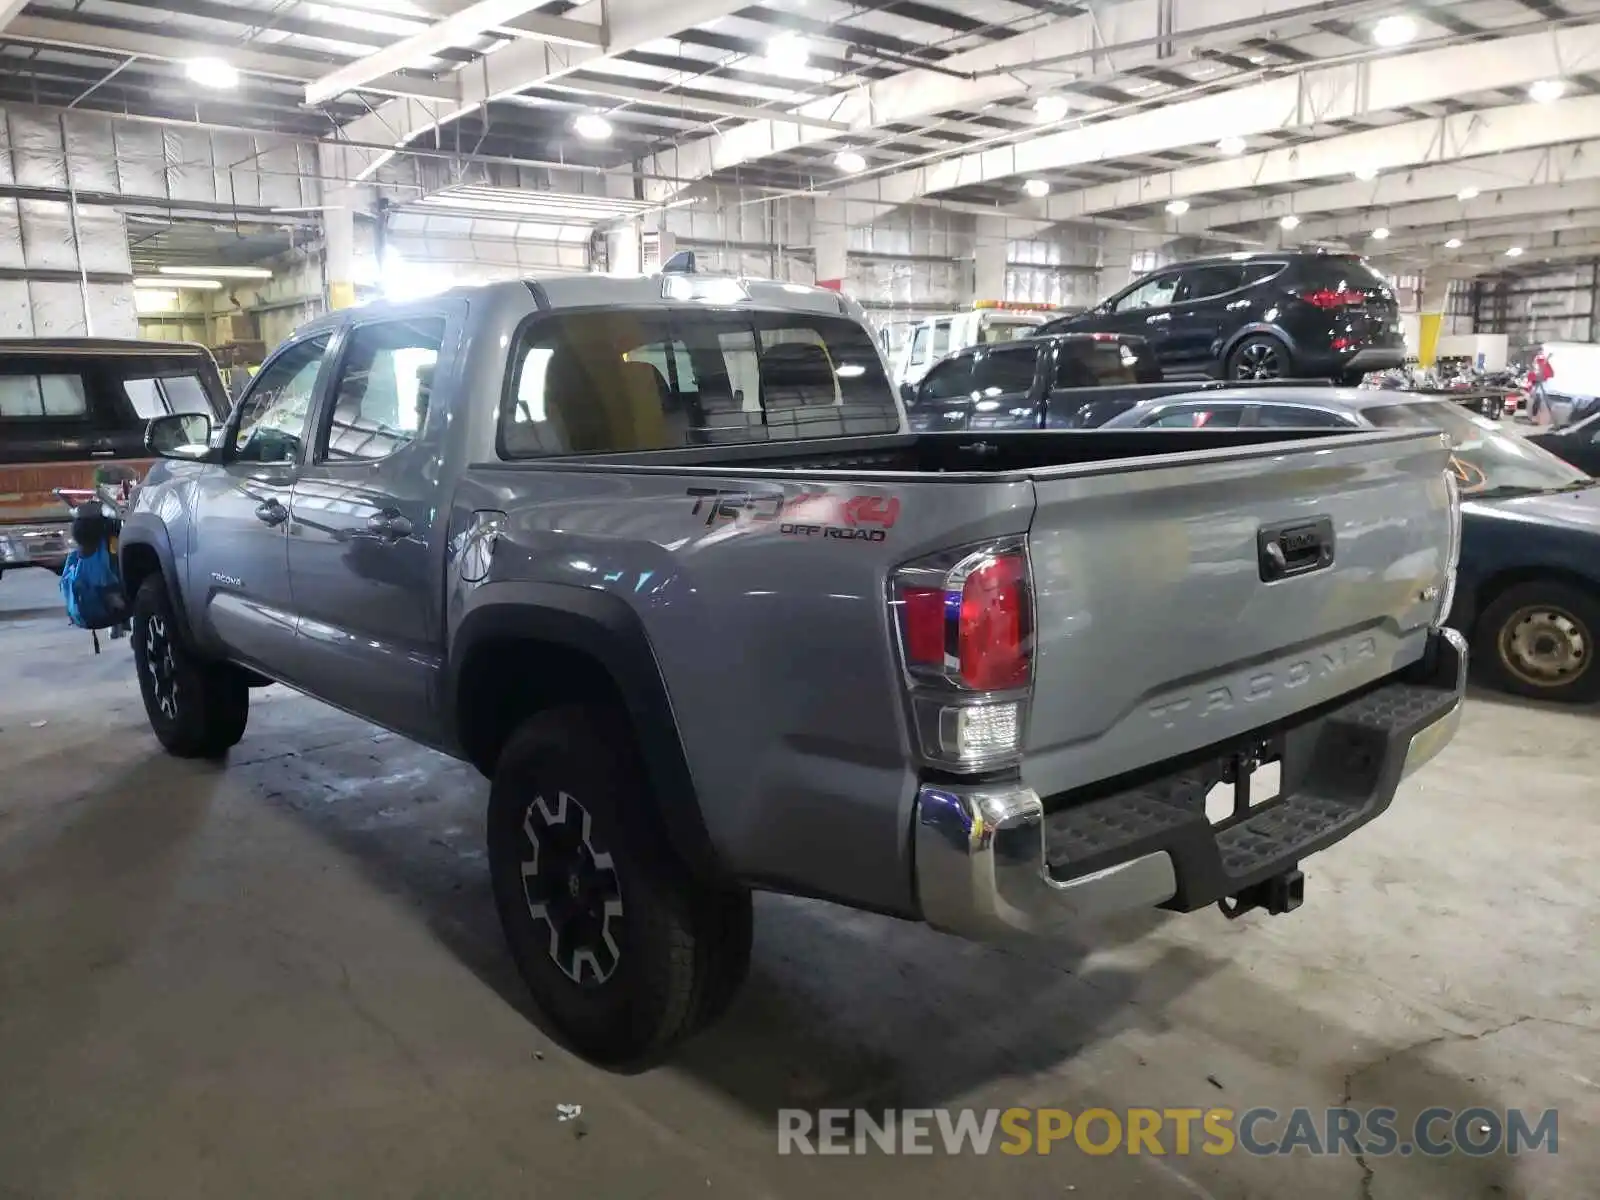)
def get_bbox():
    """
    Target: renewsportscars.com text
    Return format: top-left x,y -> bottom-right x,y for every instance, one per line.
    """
777,1106 -> 1559,1158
